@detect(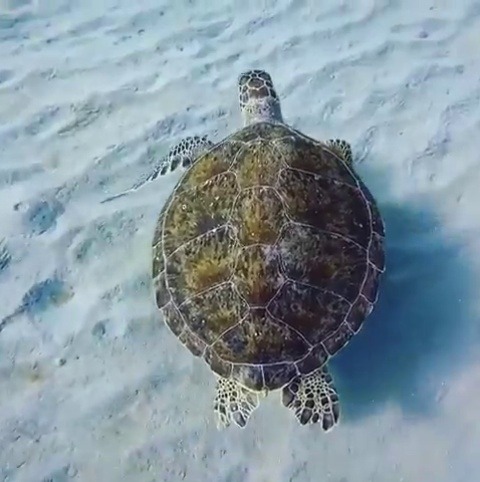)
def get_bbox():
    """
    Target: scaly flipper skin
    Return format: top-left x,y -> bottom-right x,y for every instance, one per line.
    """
101,135 -> 213,203
326,138 -> 353,166
214,376 -> 260,429
282,365 -> 340,431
